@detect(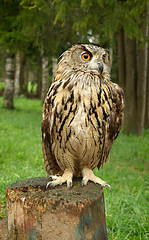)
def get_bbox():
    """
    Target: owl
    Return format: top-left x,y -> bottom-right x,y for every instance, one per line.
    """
42,44 -> 124,190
